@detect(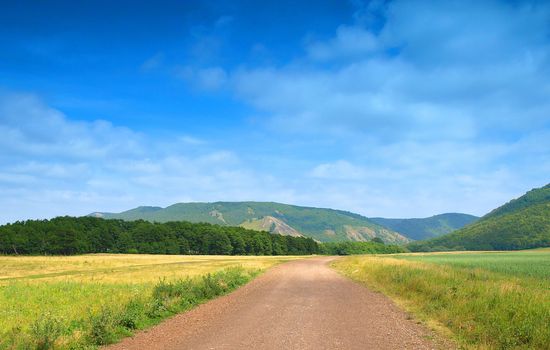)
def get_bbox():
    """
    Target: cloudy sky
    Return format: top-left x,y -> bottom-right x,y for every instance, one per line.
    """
1,0 -> 549,223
